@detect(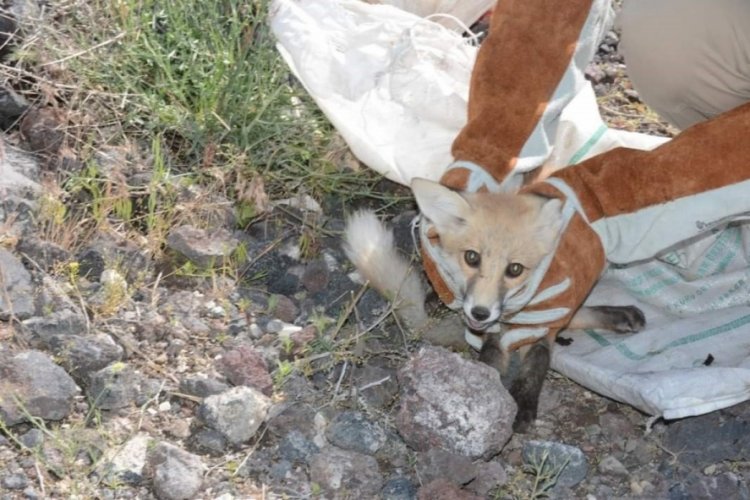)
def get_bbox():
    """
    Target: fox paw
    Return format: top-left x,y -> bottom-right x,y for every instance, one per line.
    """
592,305 -> 646,333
